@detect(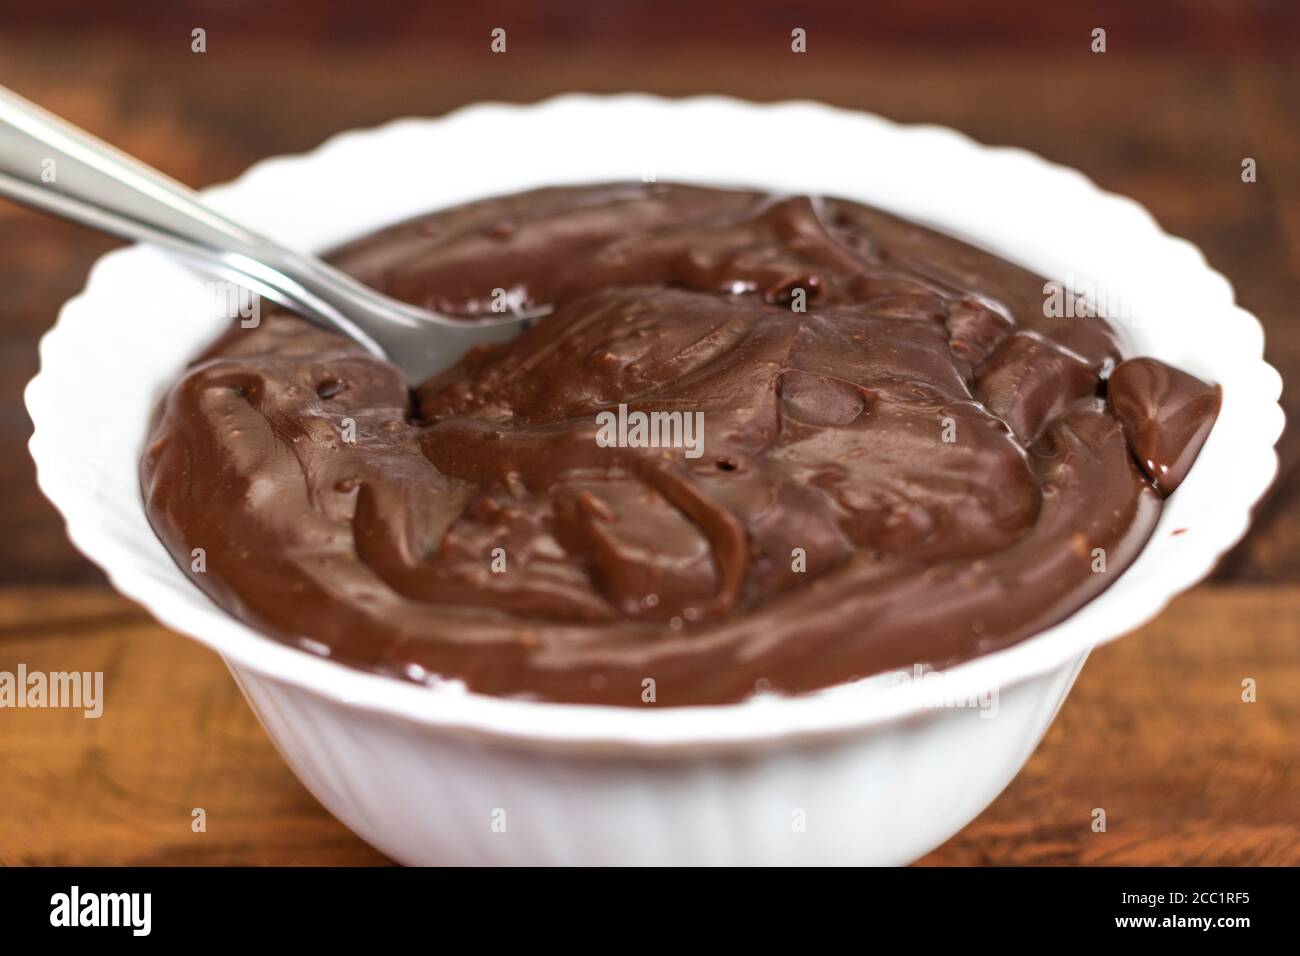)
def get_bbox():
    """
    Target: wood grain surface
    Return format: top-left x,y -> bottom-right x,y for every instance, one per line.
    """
0,8 -> 1296,865
1,586 -> 1295,866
